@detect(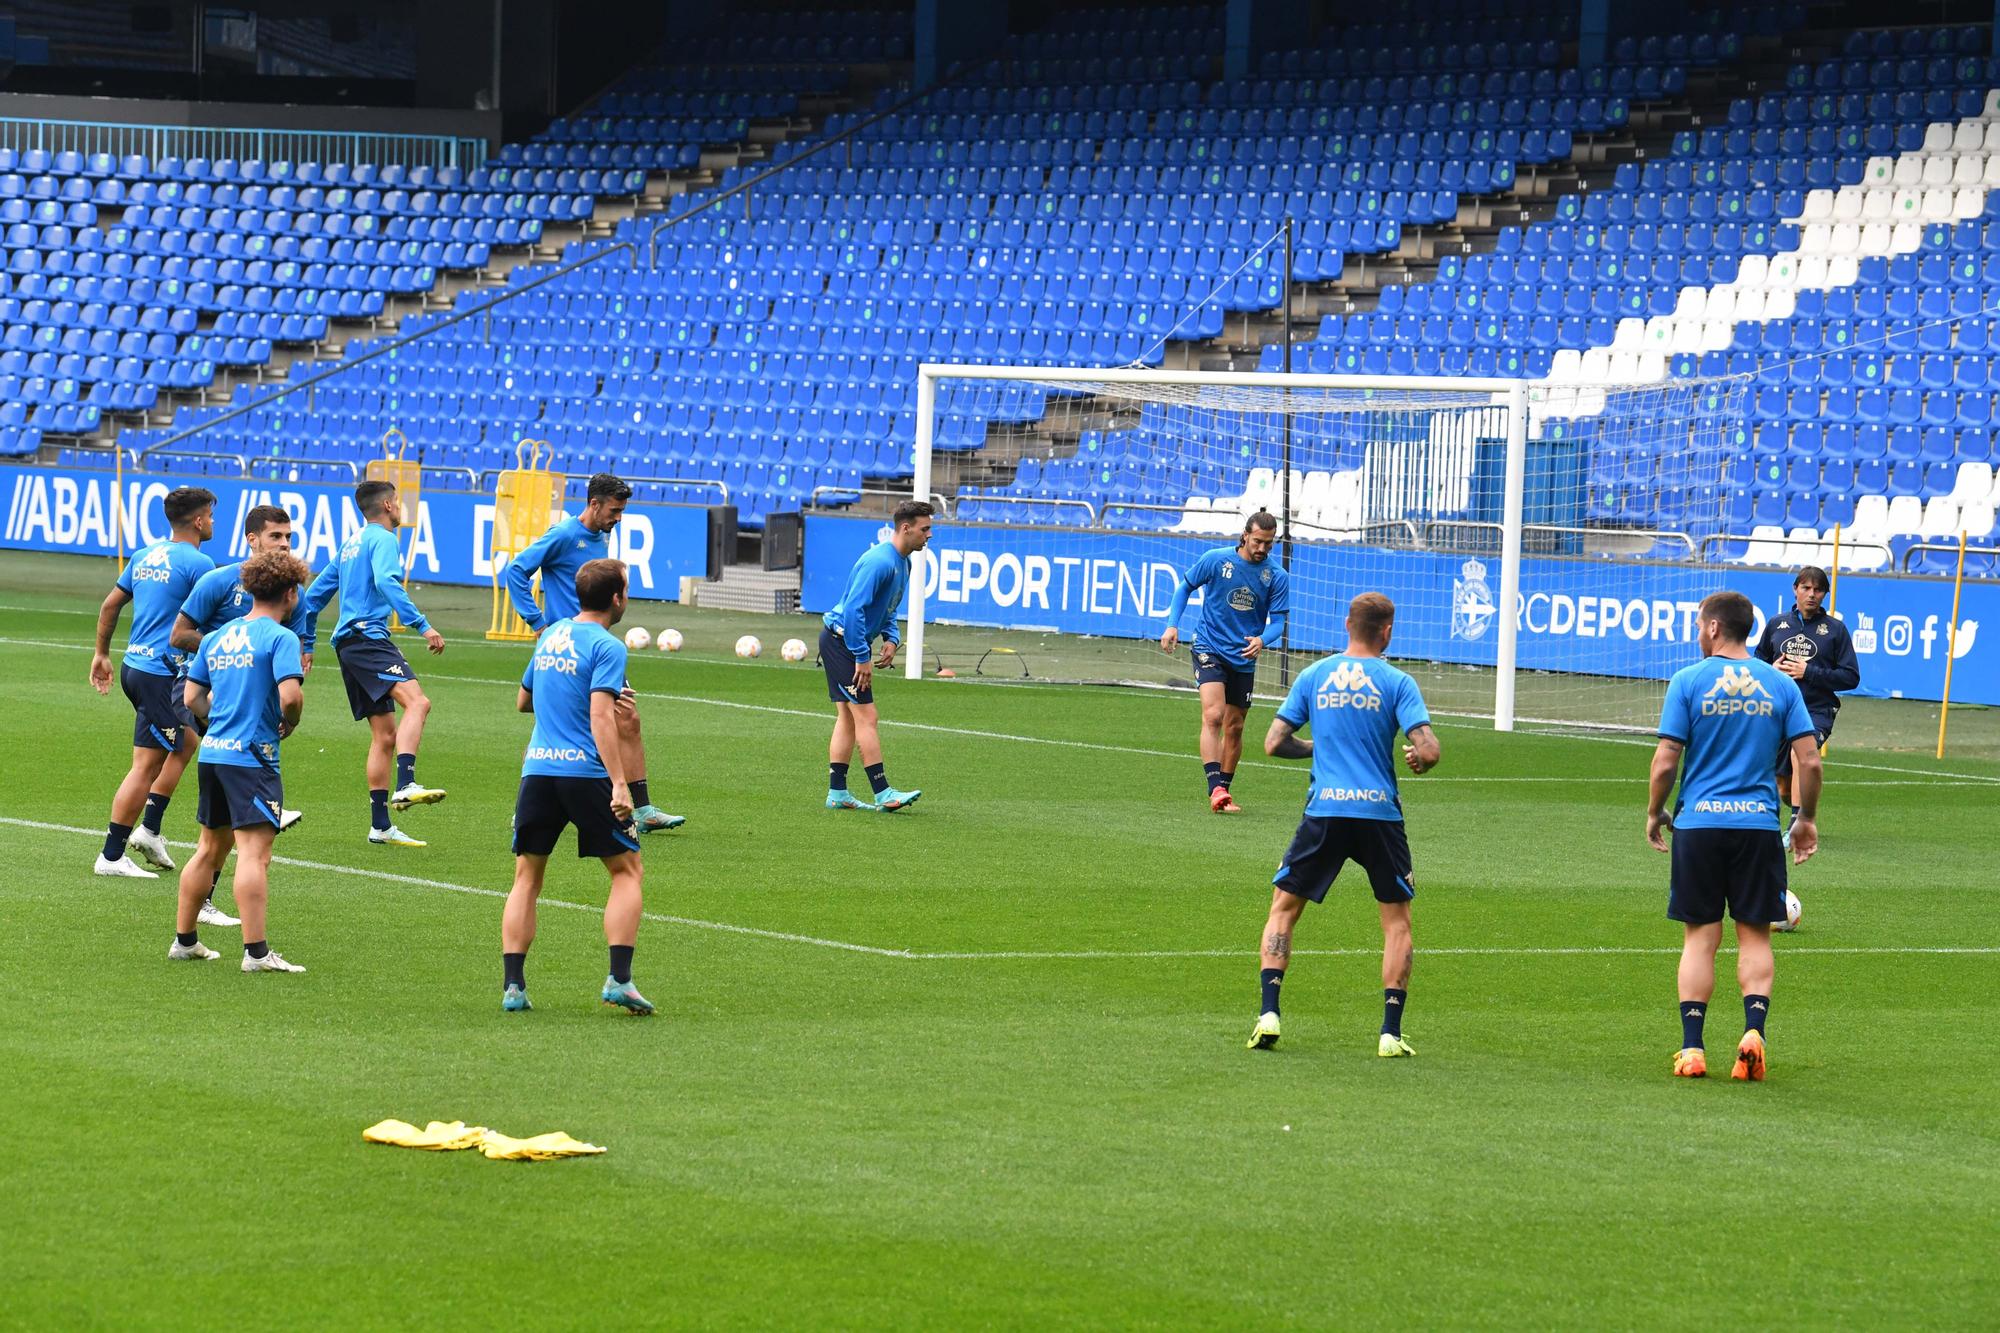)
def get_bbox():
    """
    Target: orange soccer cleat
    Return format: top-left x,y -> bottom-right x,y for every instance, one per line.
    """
1731,1030 -> 1767,1082
1673,1047 -> 1708,1078
1210,787 -> 1243,814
